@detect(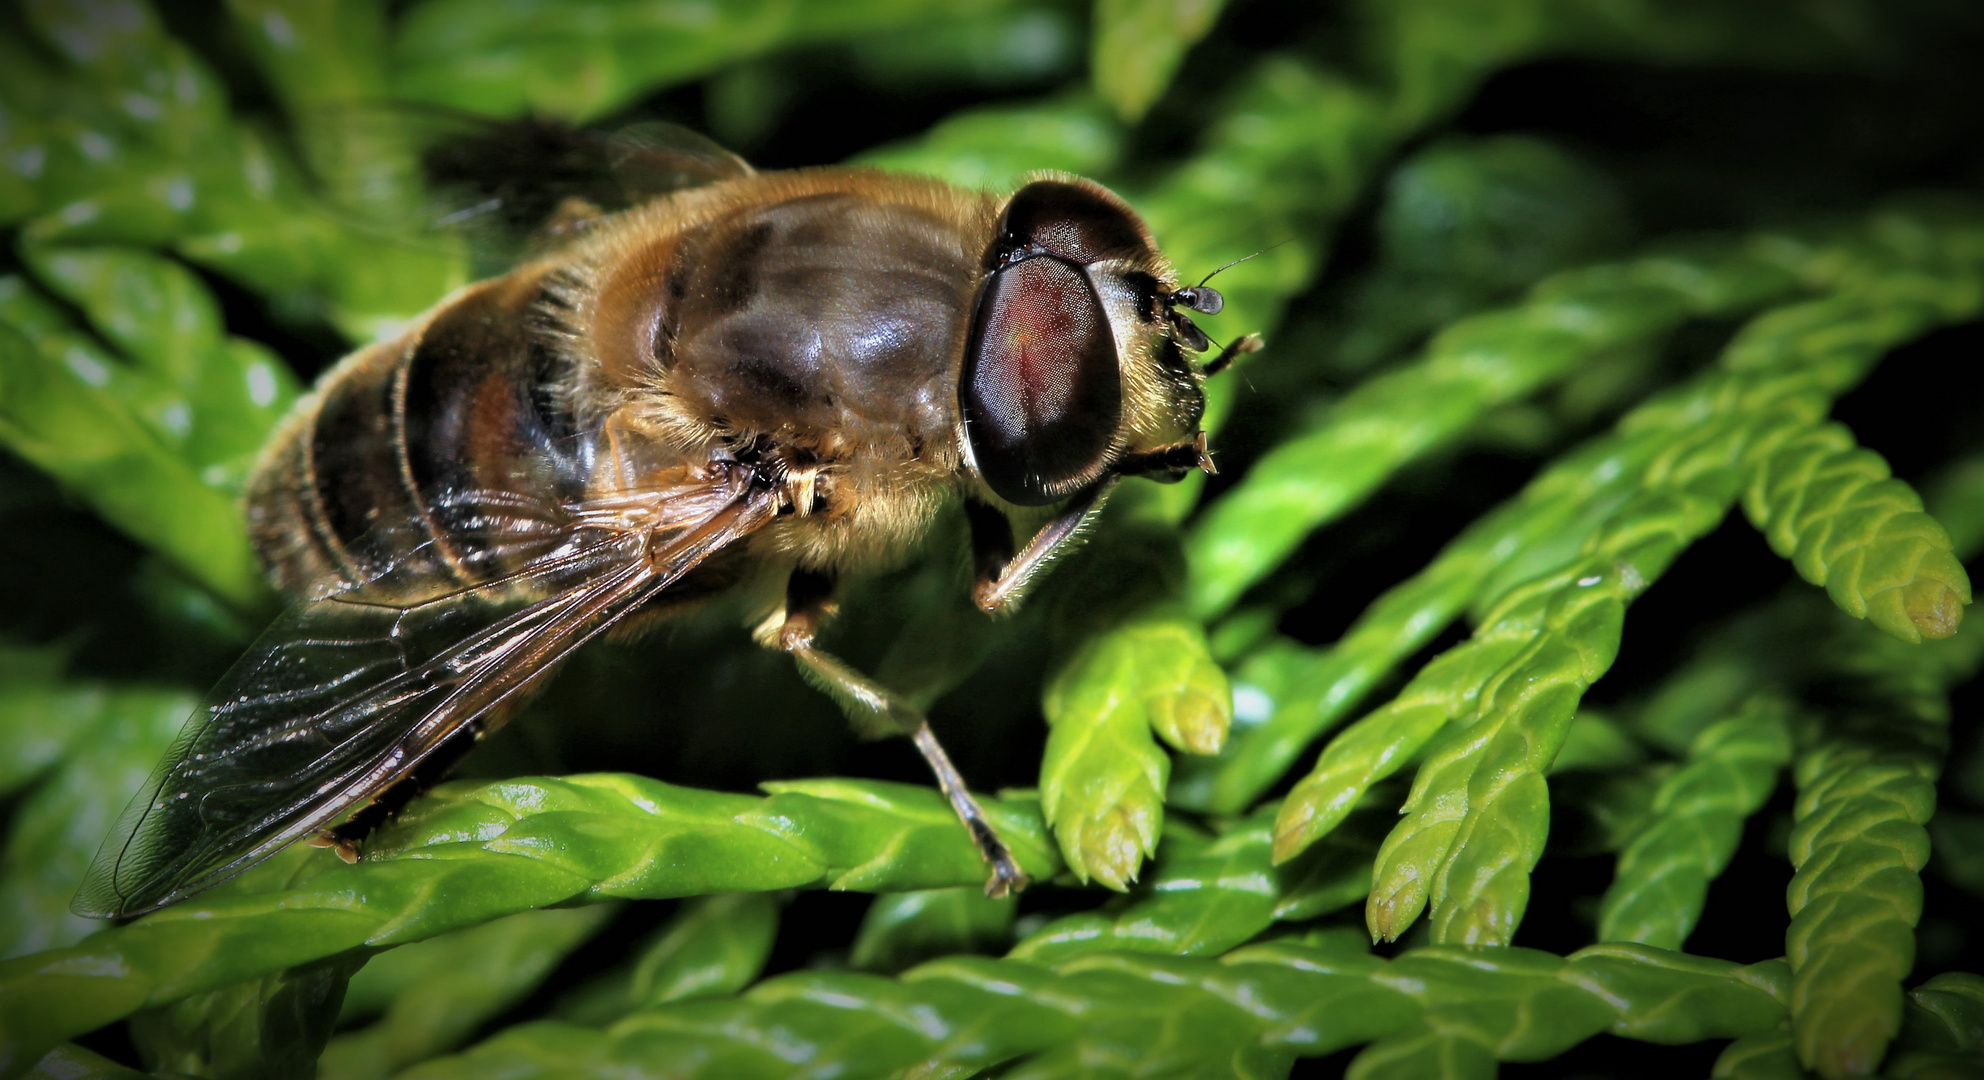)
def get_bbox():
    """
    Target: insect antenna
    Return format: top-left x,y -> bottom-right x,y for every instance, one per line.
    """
1194,239 -> 1291,288
1171,238 -> 1292,310
1165,240 -> 1287,368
